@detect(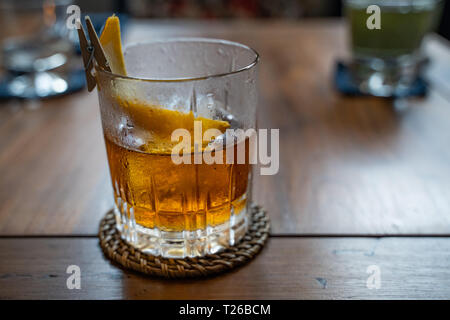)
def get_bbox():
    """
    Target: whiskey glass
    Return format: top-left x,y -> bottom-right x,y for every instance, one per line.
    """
95,38 -> 259,258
